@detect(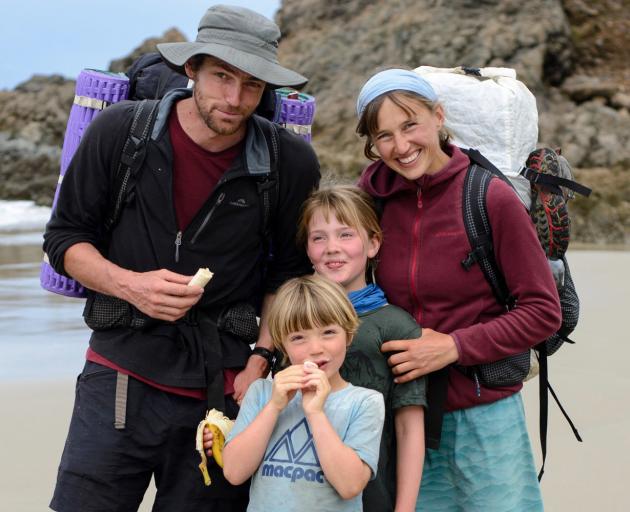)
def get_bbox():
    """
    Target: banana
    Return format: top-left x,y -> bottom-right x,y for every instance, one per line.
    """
195,408 -> 234,486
